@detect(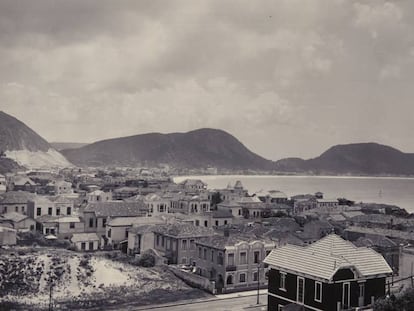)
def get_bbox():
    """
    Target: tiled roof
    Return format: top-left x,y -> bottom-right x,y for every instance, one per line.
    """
13,176 -> 37,186
71,233 -> 99,243
107,216 -> 159,227
197,234 -> 274,250
0,191 -> 36,204
345,226 -> 414,241
153,223 -> 216,238
84,201 -> 148,217
212,209 -> 233,219
128,224 -> 158,234
264,234 -> 392,282
1,212 -> 29,223
217,201 -> 241,208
